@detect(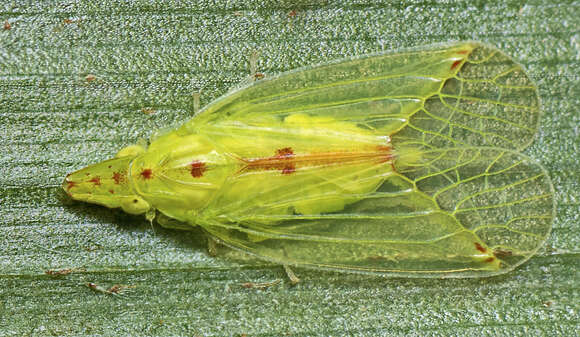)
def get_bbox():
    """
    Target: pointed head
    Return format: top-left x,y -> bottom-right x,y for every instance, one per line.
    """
63,156 -> 150,215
